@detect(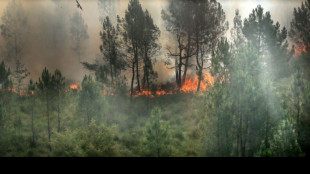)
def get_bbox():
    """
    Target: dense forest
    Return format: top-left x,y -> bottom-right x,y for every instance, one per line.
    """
0,0 -> 310,157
